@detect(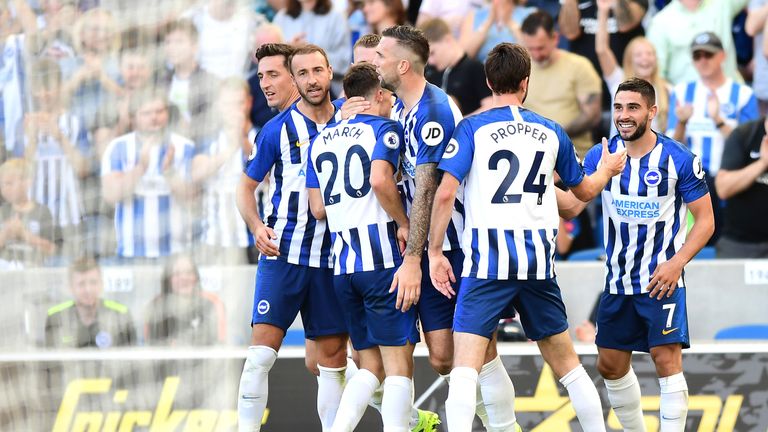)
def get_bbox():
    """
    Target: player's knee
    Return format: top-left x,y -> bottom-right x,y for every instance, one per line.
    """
650,347 -> 682,376
305,357 -> 320,376
315,336 -> 348,368
429,353 -> 453,376
597,356 -> 628,380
